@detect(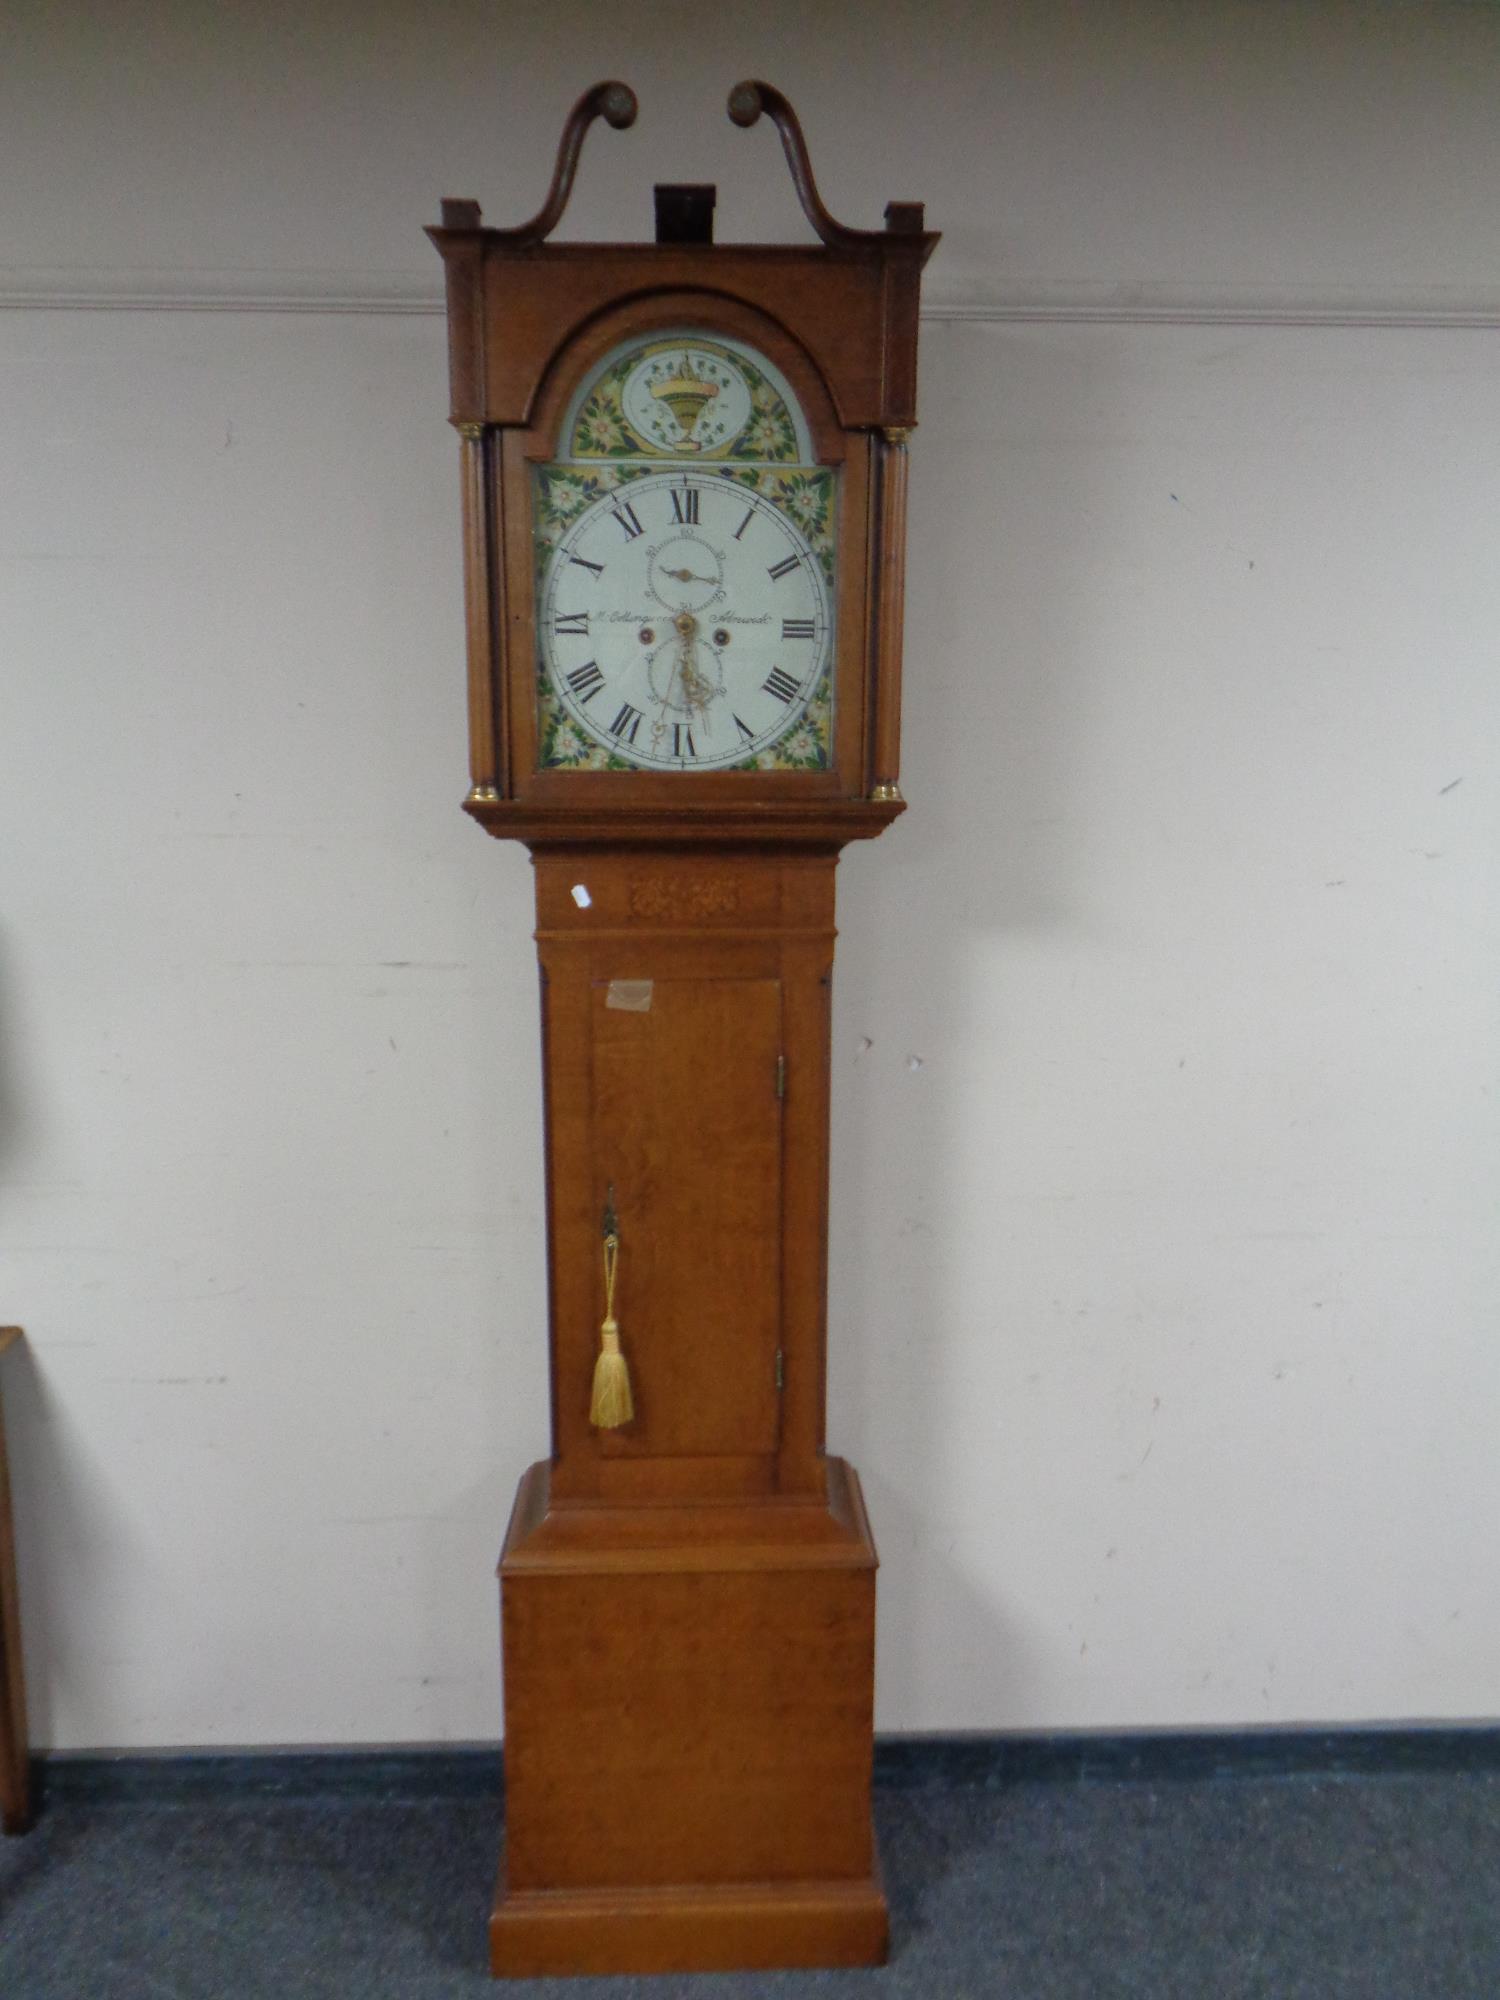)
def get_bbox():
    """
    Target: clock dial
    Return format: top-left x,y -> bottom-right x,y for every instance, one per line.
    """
537,326 -> 836,774
539,471 -> 832,772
